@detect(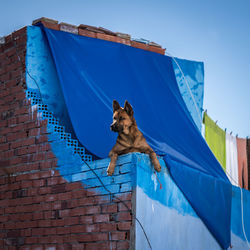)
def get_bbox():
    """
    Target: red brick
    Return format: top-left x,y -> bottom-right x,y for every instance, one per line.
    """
96,33 -> 117,43
148,45 -> 165,55
85,242 -> 116,250
20,213 -> 33,221
35,135 -> 48,144
0,149 -> 14,159
40,21 -> 60,30
59,209 -> 70,218
118,201 -> 131,211
12,26 -> 27,38
71,189 -> 86,199
51,183 -> 66,194
66,199 -> 78,208
44,227 -> 57,235
0,215 -> 8,222
70,207 -> 86,216
38,220 -> 51,227
93,214 -> 110,223
116,212 -> 132,221
111,231 -> 126,241
16,220 -> 37,229
33,212 -> 44,220
47,177 -> 59,186
80,215 -> 93,224
64,216 -> 79,226
0,143 -> 9,151
44,211 -> 55,219
34,184 -> 48,194
15,114 -> 28,123
9,157 -> 22,165
77,233 -> 108,242
114,192 -> 132,201
51,219 -> 65,227
78,28 -> 97,38
33,152 -> 46,161
25,237 -> 38,244
47,235 -> 64,244
27,187 -> 38,196
15,91 -> 26,101
39,171 -> 51,178
19,197 -> 33,205
57,227 -> 70,235
0,73 -> 10,82
70,225 -> 86,234
101,204 -> 117,213
117,241 -> 130,249
57,191 -> 72,201
40,202 -> 52,211
32,228 -> 44,236
131,41 -> 149,51
0,160 -> 10,168
4,206 -> 15,214
20,180 -> 32,188
117,221 -> 131,230
99,223 -> 116,232
85,205 -> 101,215
78,197 -> 97,206
32,179 -> 45,187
